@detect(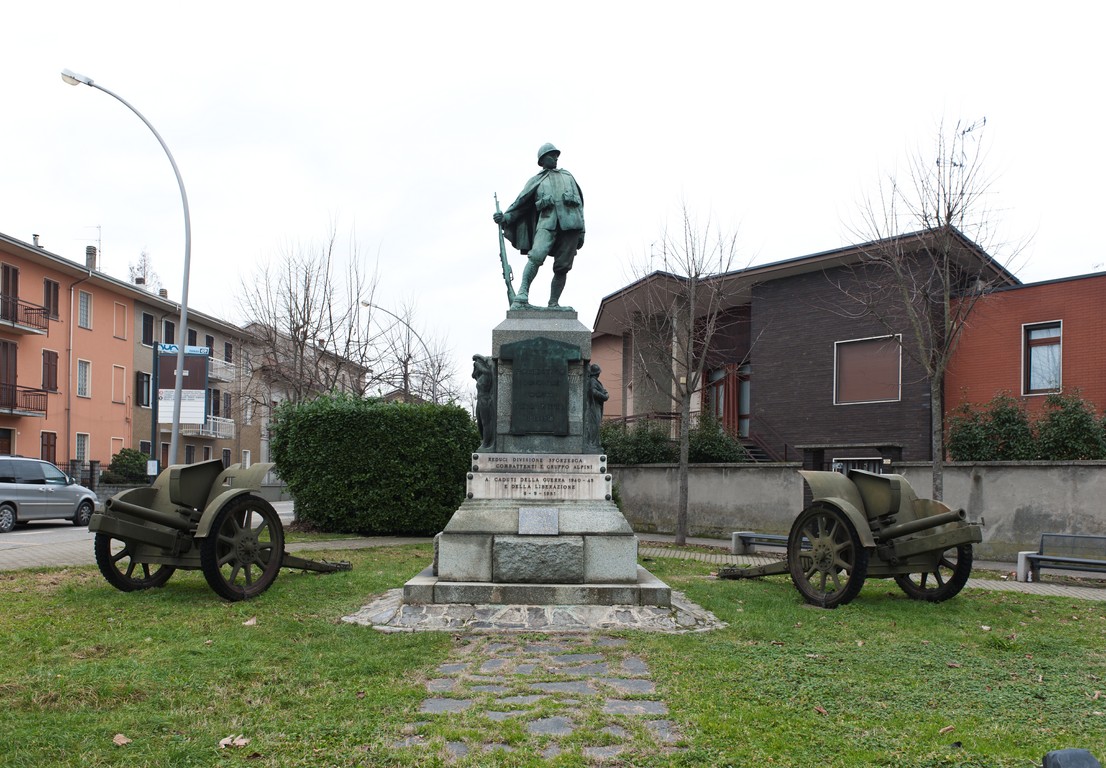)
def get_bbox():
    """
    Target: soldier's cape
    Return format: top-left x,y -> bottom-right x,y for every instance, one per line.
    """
500,169 -> 584,255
